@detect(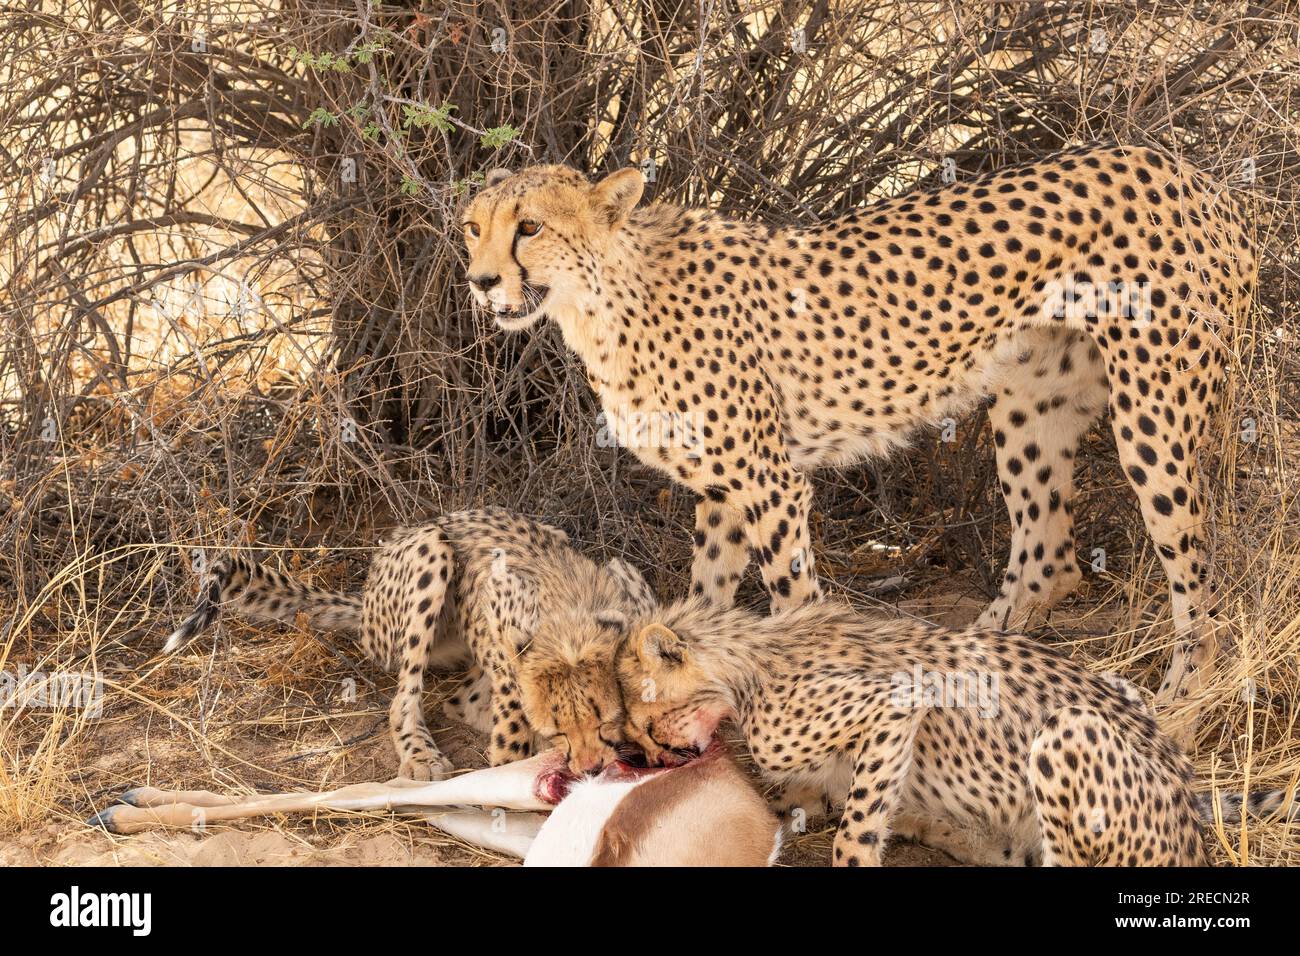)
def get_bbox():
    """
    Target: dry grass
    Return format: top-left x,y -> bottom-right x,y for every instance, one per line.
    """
1,0 -> 1298,866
